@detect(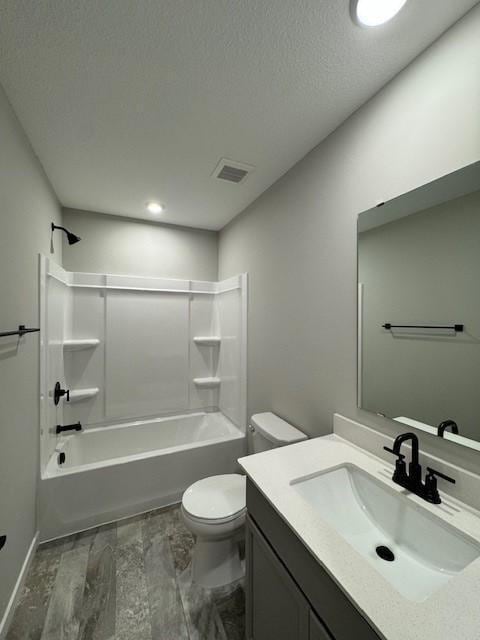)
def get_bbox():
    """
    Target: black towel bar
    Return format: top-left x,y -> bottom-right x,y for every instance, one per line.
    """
383,323 -> 463,332
0,324 -> 40,338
